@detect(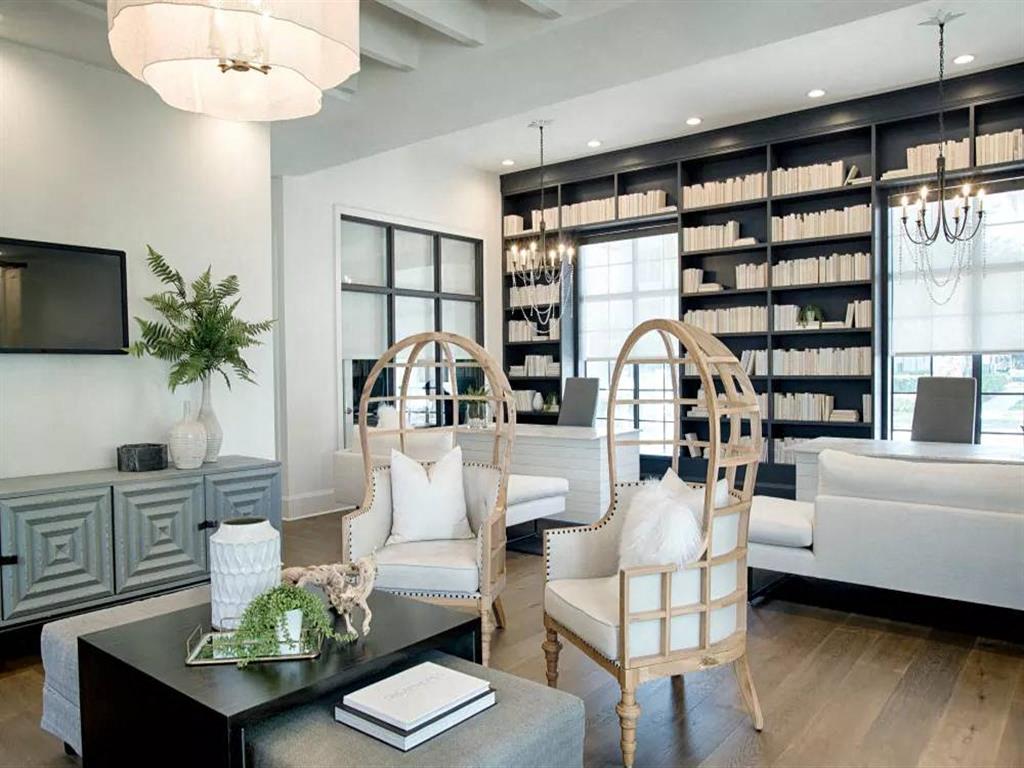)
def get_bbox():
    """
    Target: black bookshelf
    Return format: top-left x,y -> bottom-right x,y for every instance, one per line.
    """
500,64 -> 1024,489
